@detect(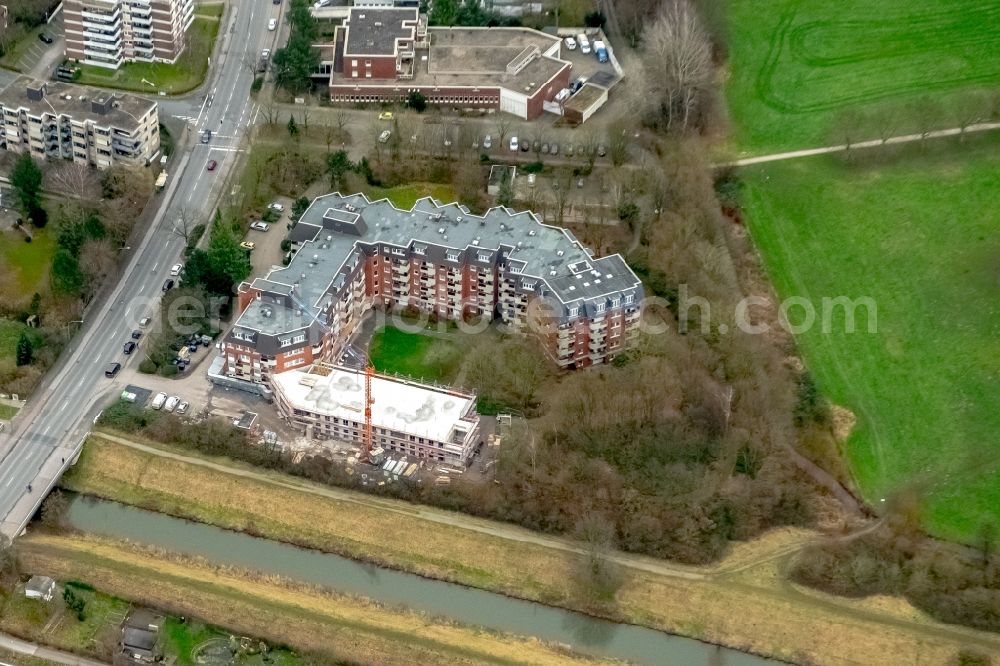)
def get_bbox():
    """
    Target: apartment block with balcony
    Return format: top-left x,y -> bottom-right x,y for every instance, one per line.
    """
0,77 -> 159,169
218,192 -> 643,399
64,0 -> 194,69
